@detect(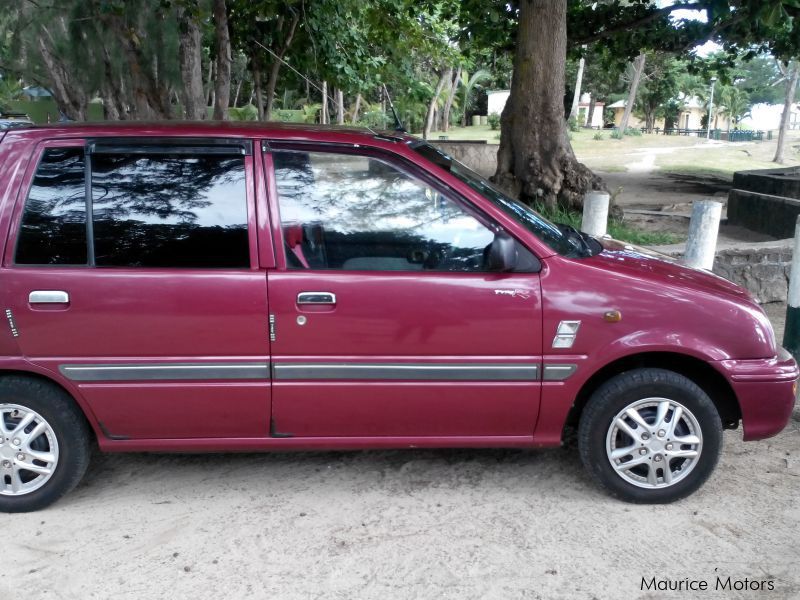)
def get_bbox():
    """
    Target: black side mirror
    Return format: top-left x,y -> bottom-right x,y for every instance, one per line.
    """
486,231 -> 518,272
